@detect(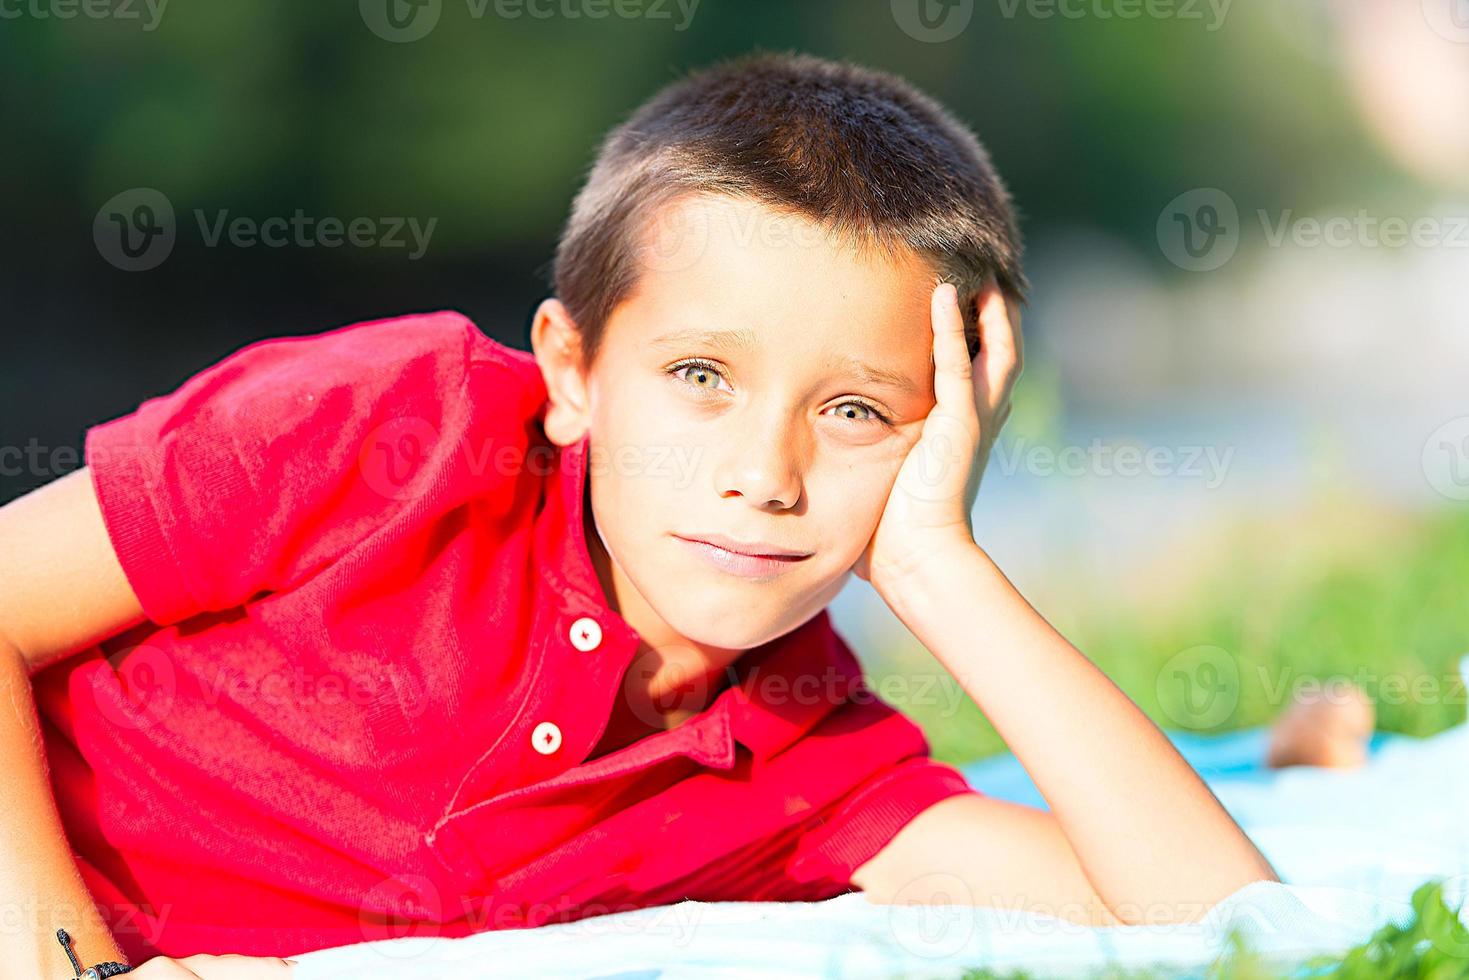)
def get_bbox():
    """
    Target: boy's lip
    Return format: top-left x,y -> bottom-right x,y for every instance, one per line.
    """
672,532 -> 812,560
